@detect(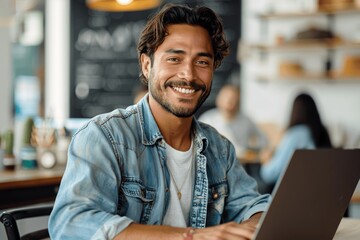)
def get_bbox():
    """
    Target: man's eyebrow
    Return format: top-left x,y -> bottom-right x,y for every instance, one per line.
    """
198,52 -> 214,59
165,49 -> 214,59
165,49 -> 185,54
